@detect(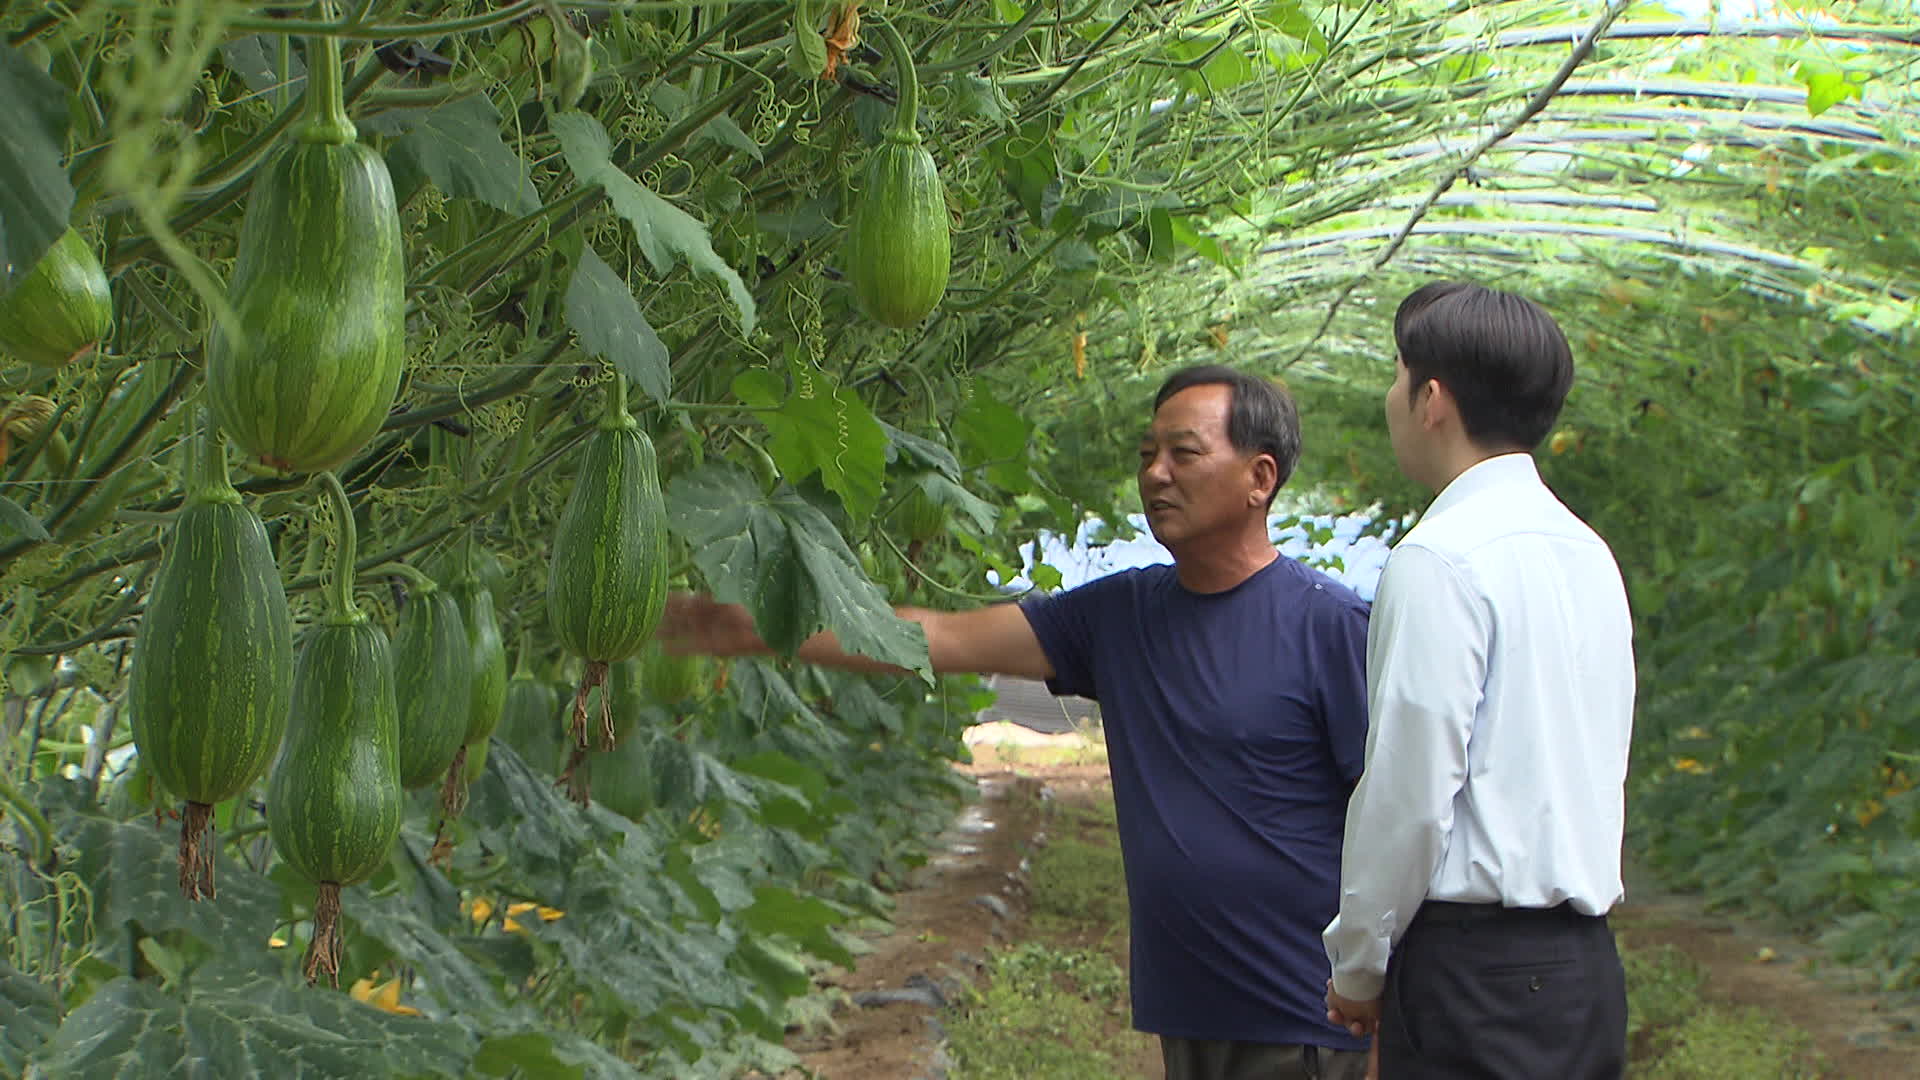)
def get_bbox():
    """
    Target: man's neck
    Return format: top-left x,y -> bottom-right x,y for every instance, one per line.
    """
1170,529 -> 1279,594
1422,440 -> 1524,496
